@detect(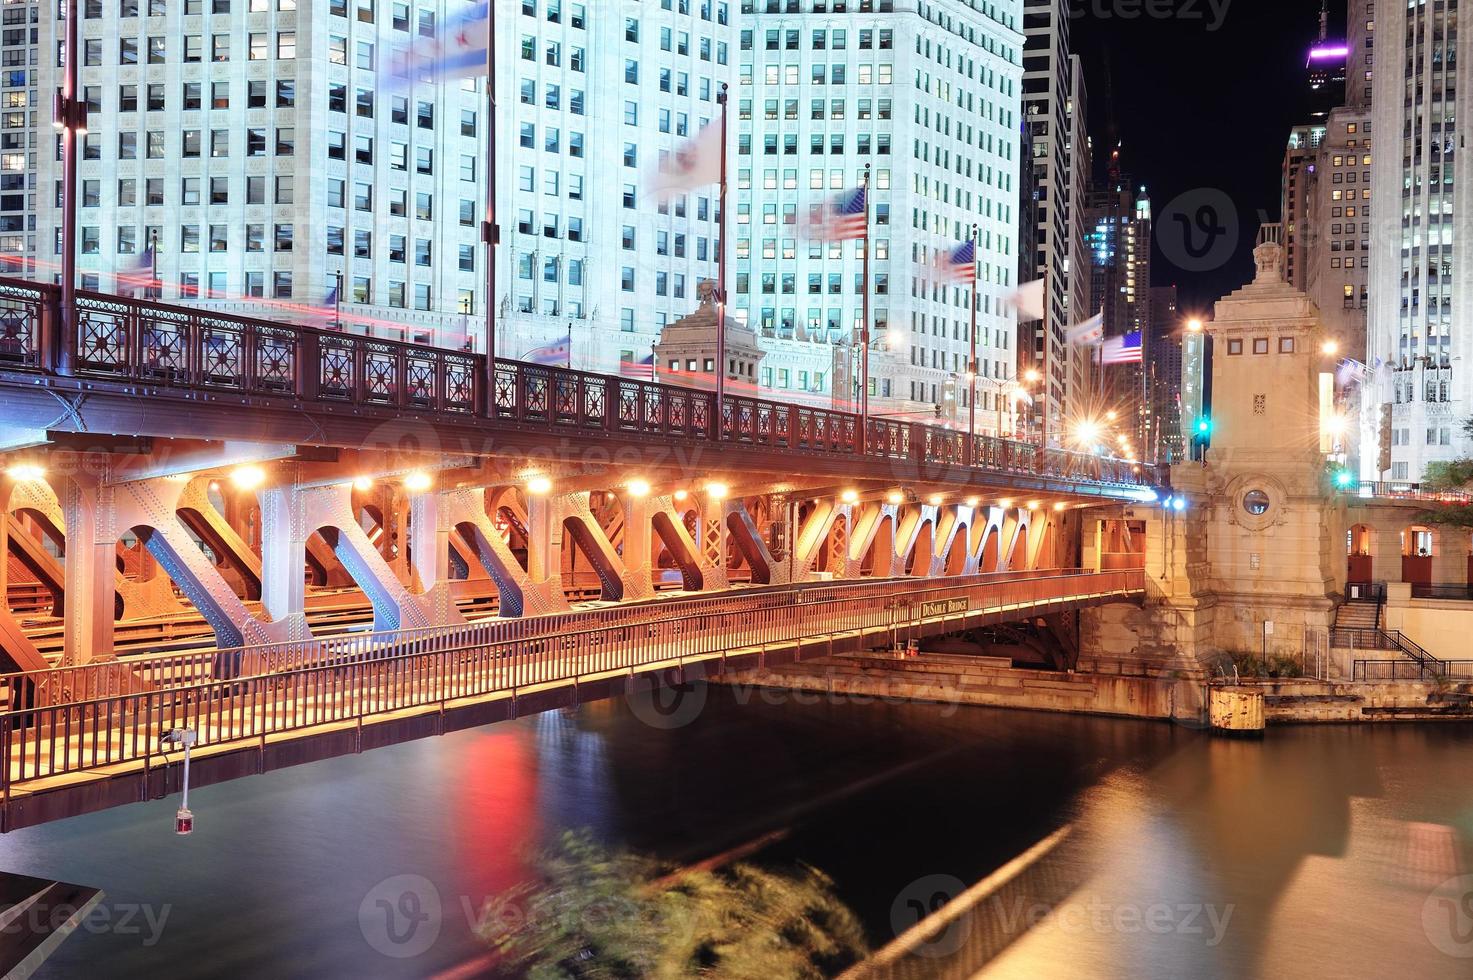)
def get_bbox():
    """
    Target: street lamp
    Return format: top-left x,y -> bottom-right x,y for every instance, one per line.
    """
975,372 -> 1037,442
